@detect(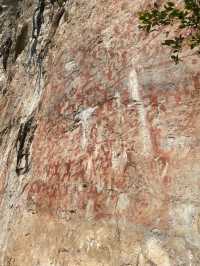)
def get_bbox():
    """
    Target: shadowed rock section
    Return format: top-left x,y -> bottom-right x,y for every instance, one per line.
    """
16,116 -> 37,175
